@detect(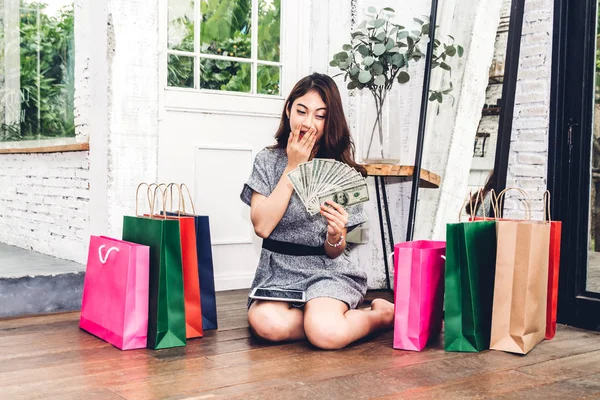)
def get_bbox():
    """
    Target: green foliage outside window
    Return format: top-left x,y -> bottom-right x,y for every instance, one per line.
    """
167,0 -> 281,95
200,33 -> 252,92
0,1 -> 75,142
